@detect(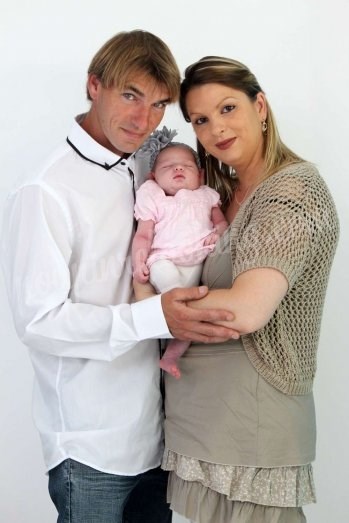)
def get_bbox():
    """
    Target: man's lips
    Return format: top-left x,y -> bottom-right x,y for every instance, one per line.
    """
122,128 -> 145,141
215,137 -> 236,150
